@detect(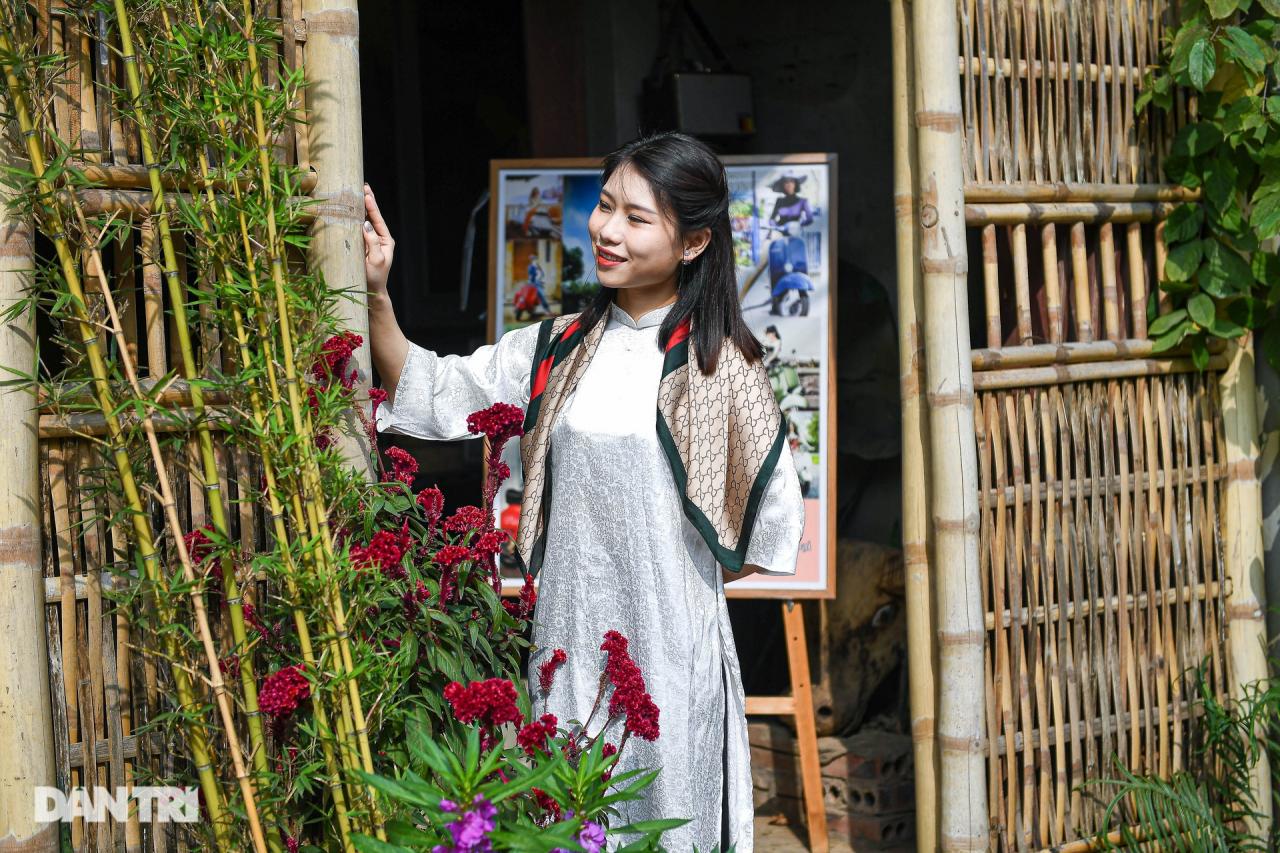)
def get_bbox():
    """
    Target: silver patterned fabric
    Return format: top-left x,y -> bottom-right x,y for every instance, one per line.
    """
377,302 -> 805,851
